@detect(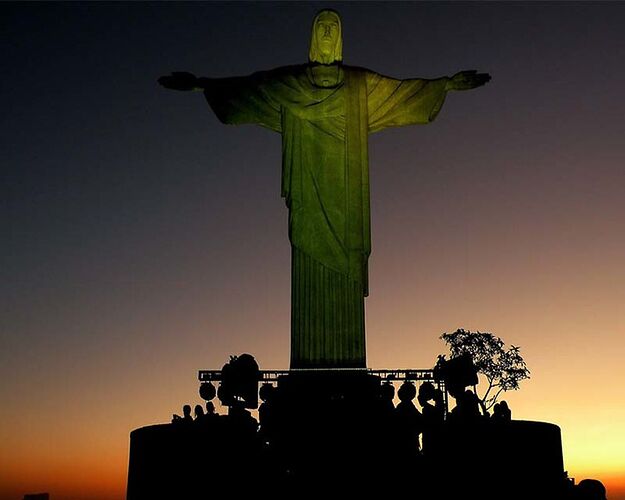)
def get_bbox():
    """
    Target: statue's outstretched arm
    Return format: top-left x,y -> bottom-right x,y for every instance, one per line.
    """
158,72 -> 210,92
158,69 -> 282,132
445,70 -> 491,91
